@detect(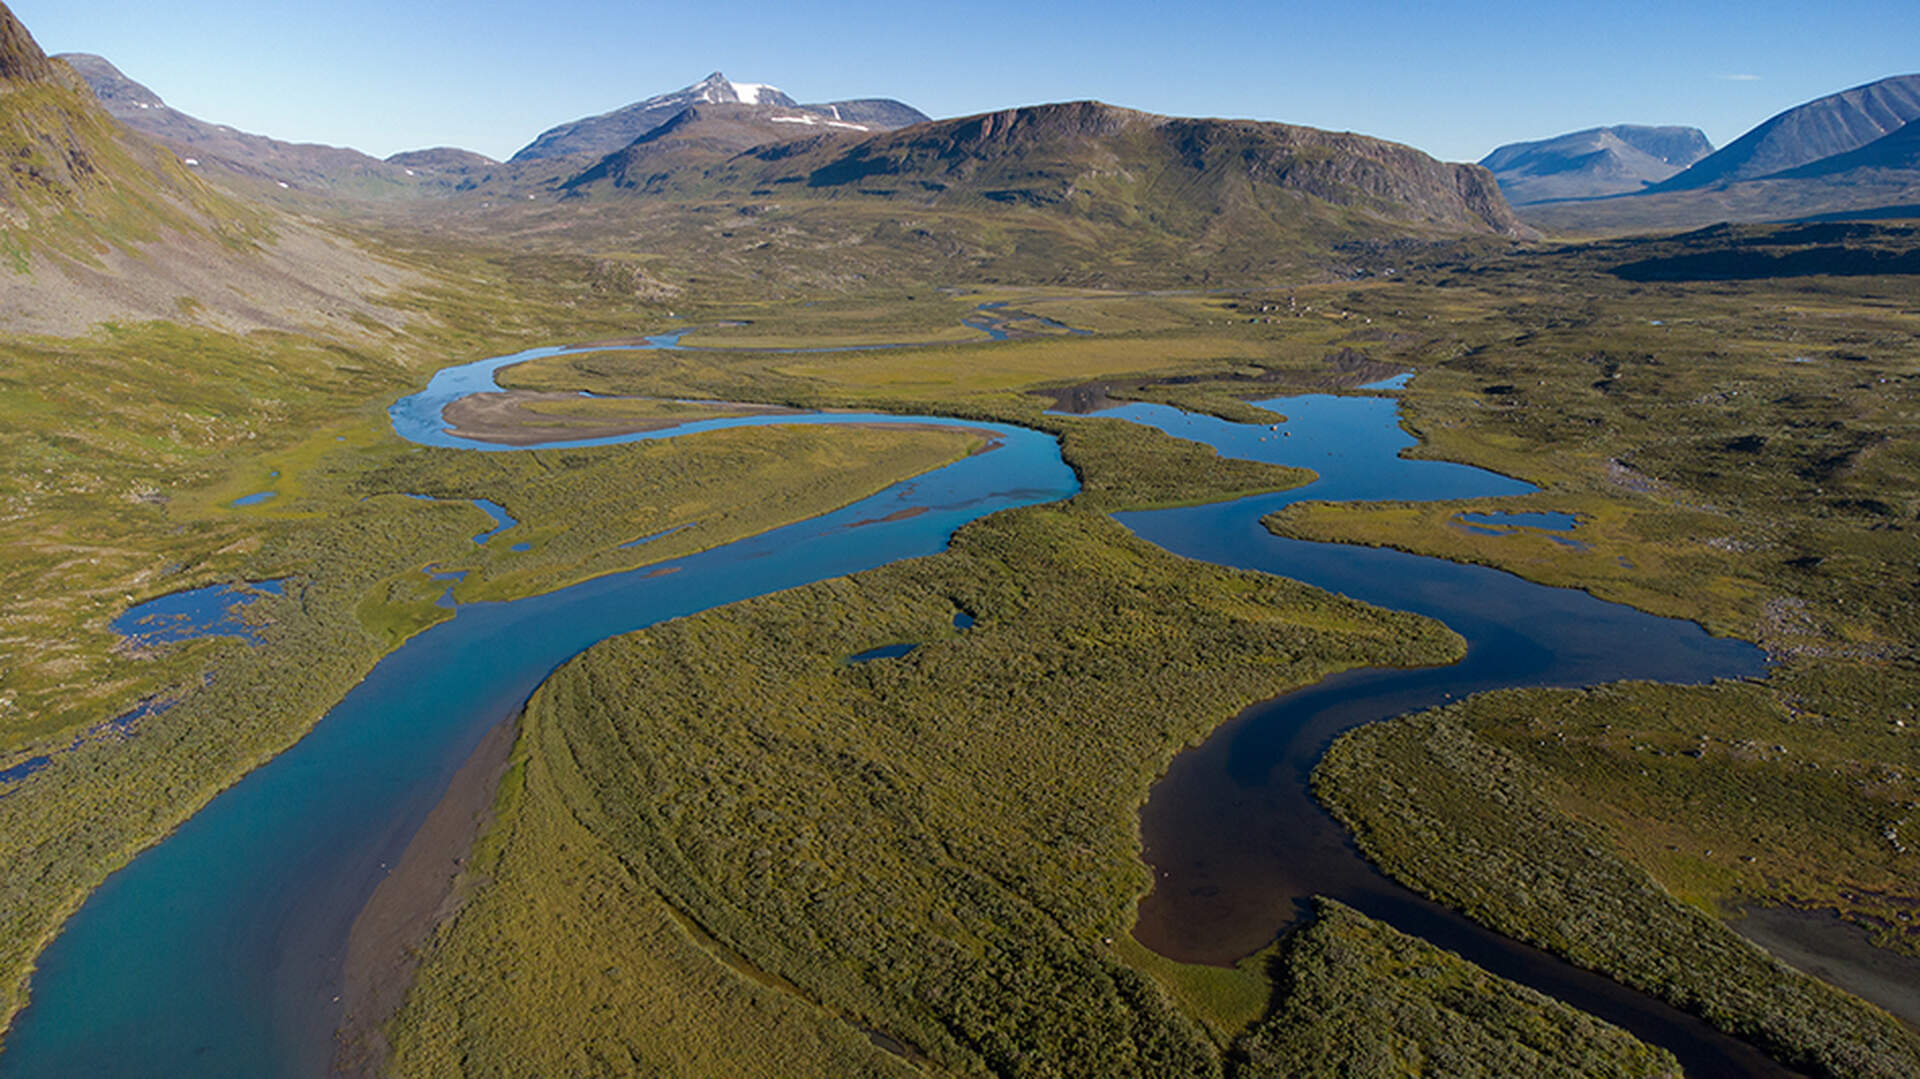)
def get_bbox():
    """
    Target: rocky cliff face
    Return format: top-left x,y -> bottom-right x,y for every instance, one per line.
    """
713,101 -> 1536,239
2,16 -> 120,209
0,2 -> 59,86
